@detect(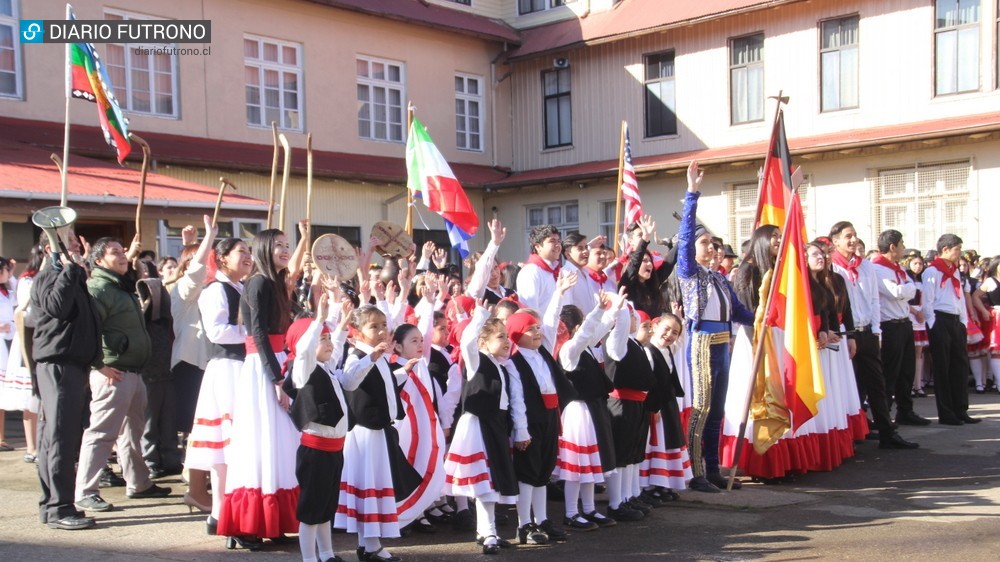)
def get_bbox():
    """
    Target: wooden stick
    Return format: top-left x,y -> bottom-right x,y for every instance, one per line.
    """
612,120 -> 626,254
212,177 -> 237,227
404,102 -> 414,236
306,133 -> 313,240
277,133 -> 291,231
266,121 -> 279,229
50,153 -> 64,175
129,134 -> 151,242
